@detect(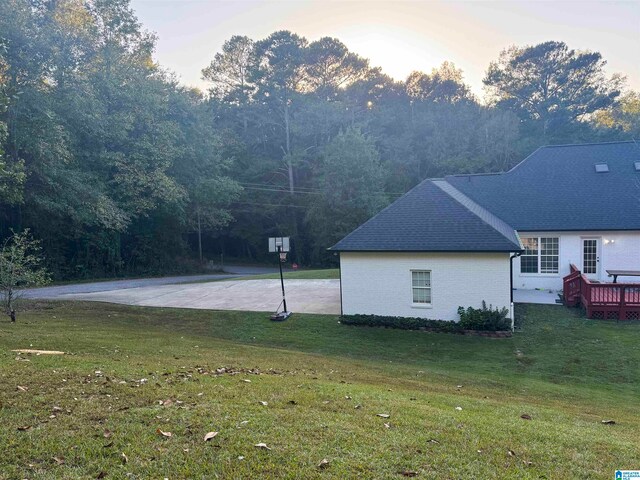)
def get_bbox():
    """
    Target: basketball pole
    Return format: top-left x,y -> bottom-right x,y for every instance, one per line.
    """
277,245 -> 288,313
